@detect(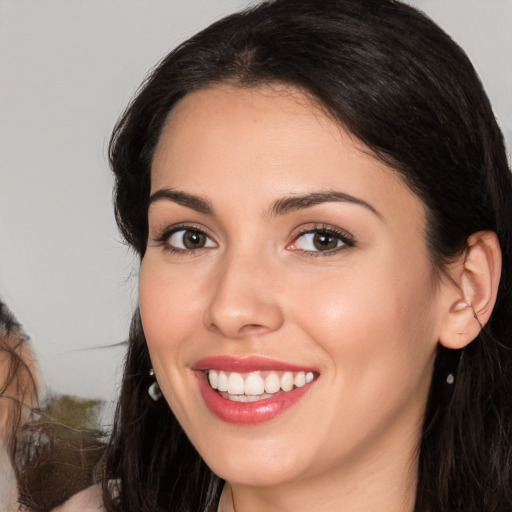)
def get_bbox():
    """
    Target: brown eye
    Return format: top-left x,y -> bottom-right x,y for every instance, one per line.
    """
183,230 -> 207,249
312,232 -> 339,251
289,229 -> 352,254
167,228 -> 216,251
